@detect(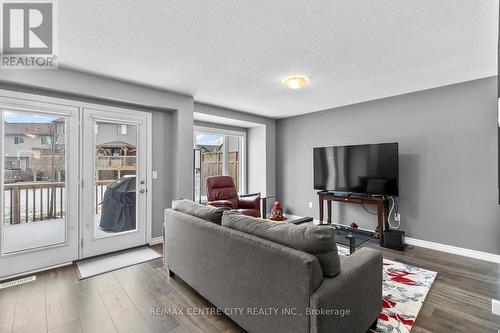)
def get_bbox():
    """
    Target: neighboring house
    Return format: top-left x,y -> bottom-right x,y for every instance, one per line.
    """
95,123 -> 137,181
4,120 -> 65,183
4,121 -> 137,183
